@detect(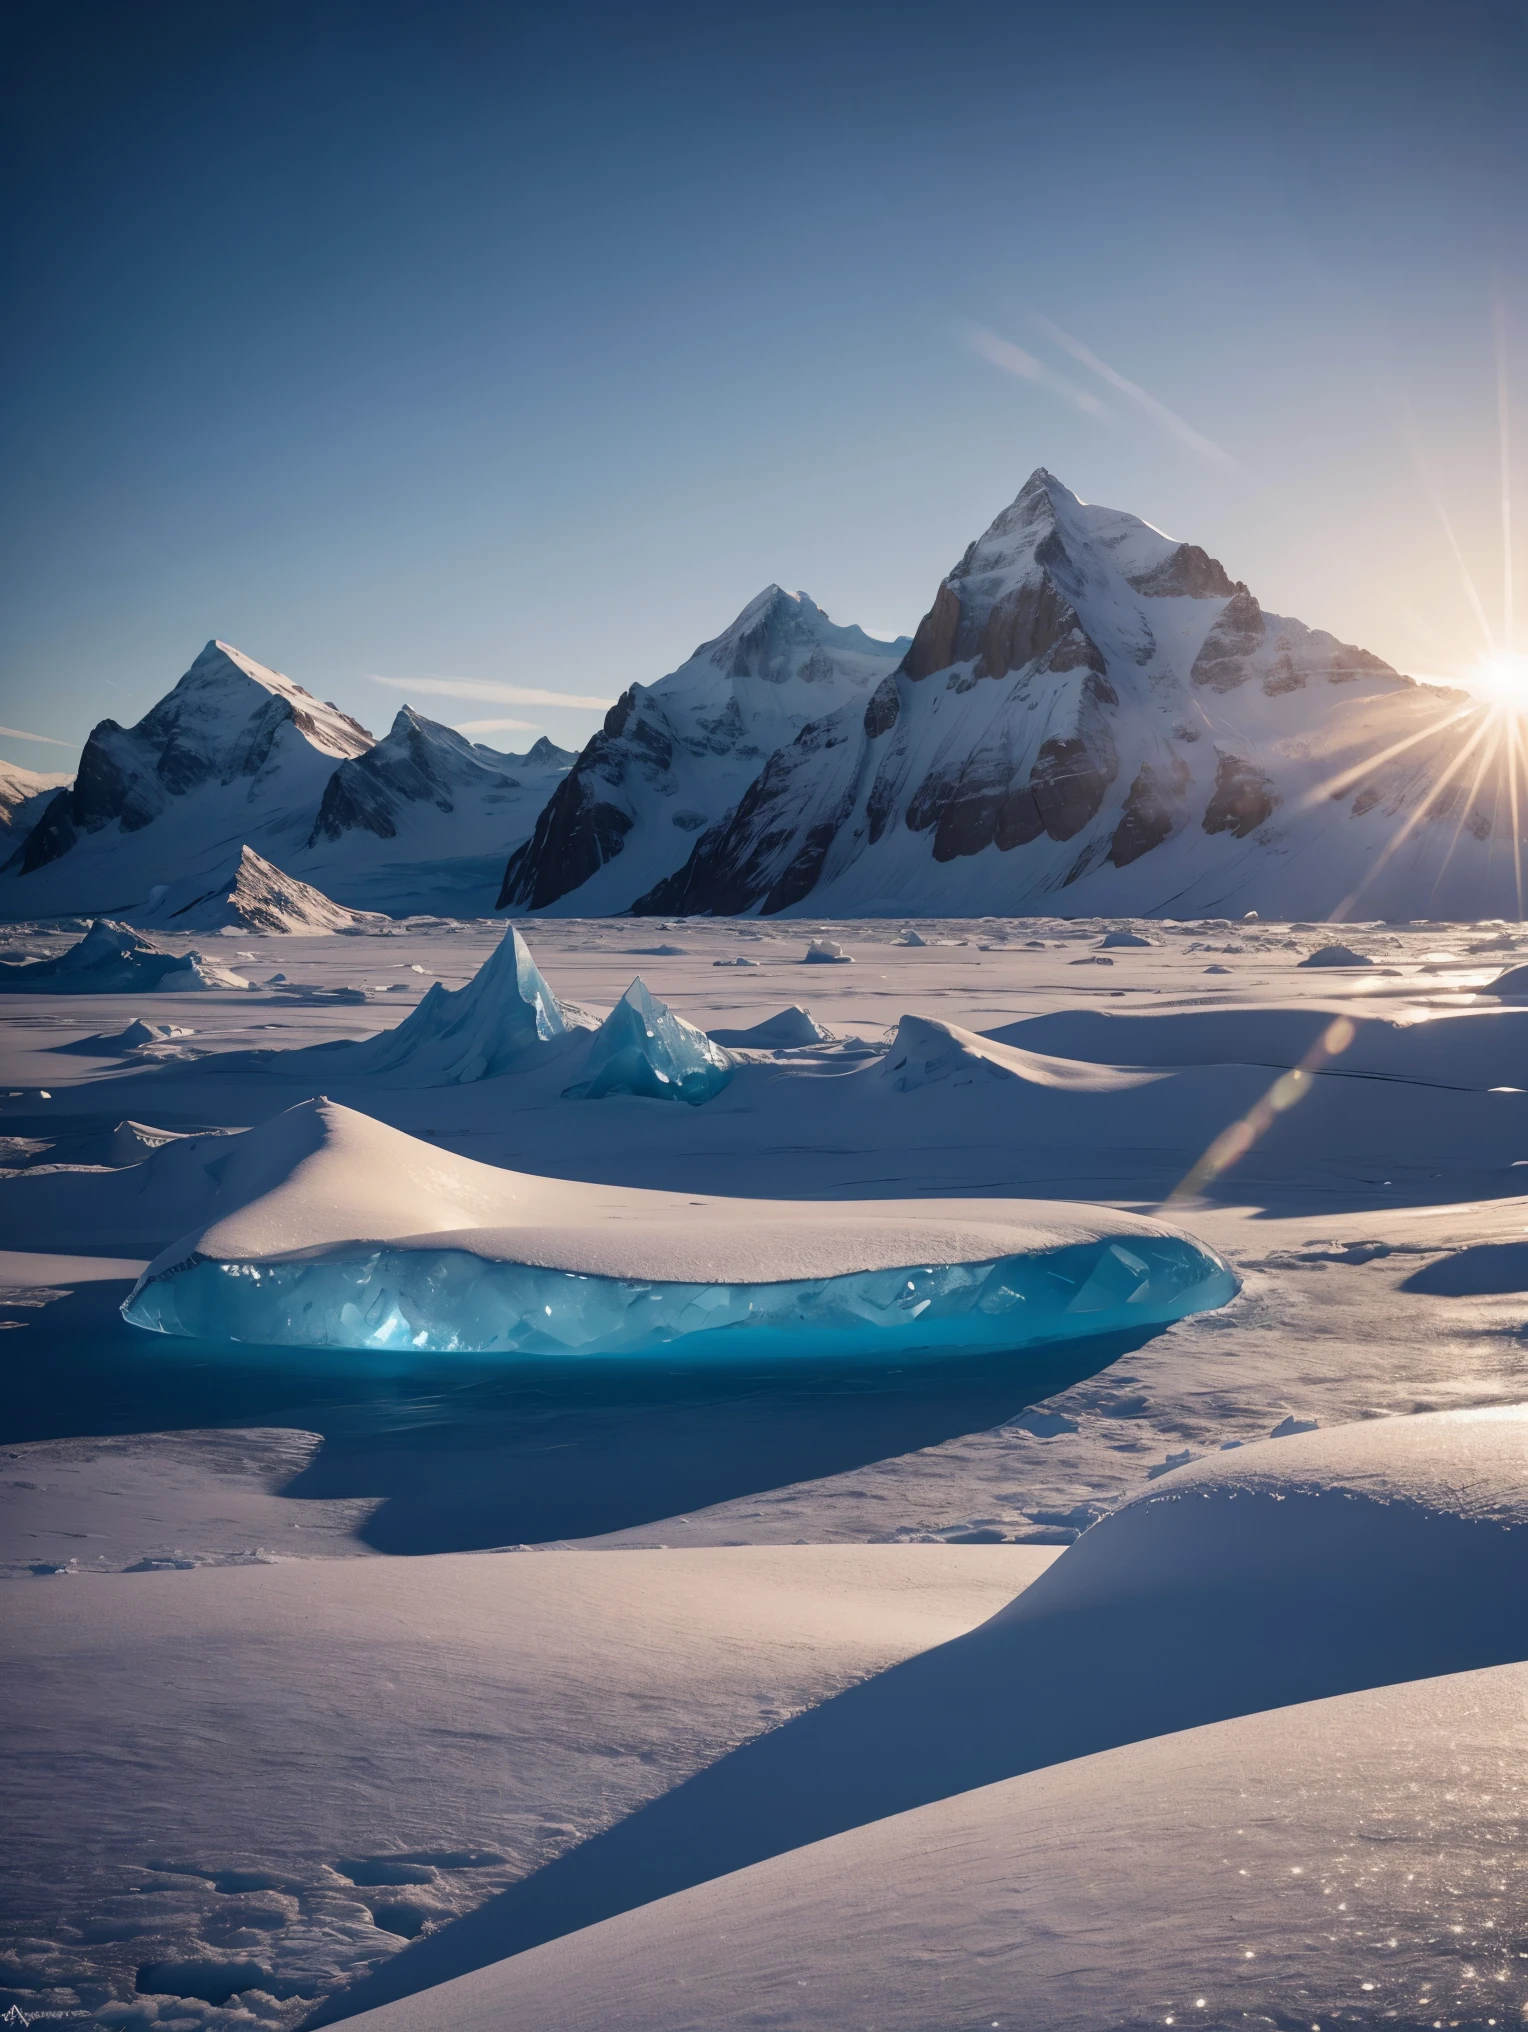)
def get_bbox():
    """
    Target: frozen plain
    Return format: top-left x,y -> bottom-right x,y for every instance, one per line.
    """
3,912 -> 1528,2030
